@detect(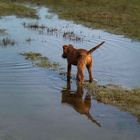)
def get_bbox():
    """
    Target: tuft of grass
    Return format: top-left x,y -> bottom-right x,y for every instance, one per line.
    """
0,37 -> 15,46
0,1 -> 37,18
0,29 -> 7,35
20,52 -> 60,70
63,31 -> 83,41
23,22 -> 58,35
84,82 -> 140,123
21,52 -> 41,60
